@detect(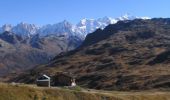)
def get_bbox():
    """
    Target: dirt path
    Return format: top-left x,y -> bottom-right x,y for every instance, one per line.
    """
12,83 -> 170,97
